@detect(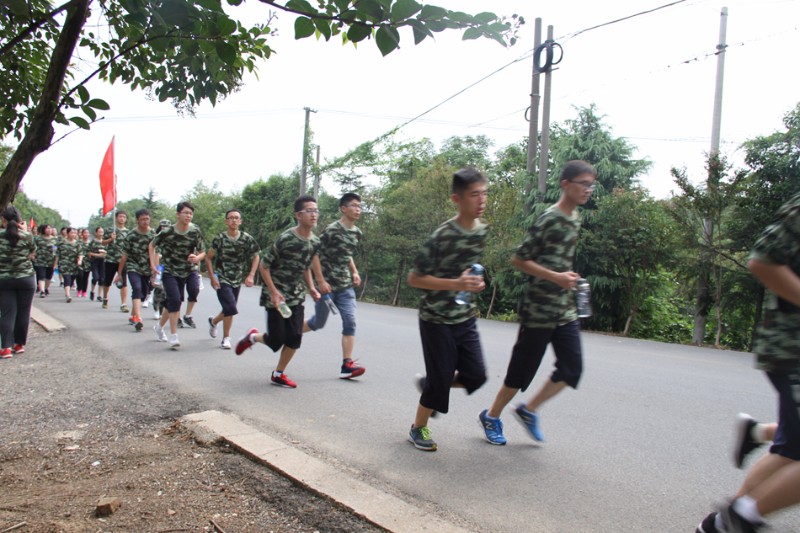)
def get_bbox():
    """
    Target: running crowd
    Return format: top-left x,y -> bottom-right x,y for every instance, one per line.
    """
1,161 -> 798,532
